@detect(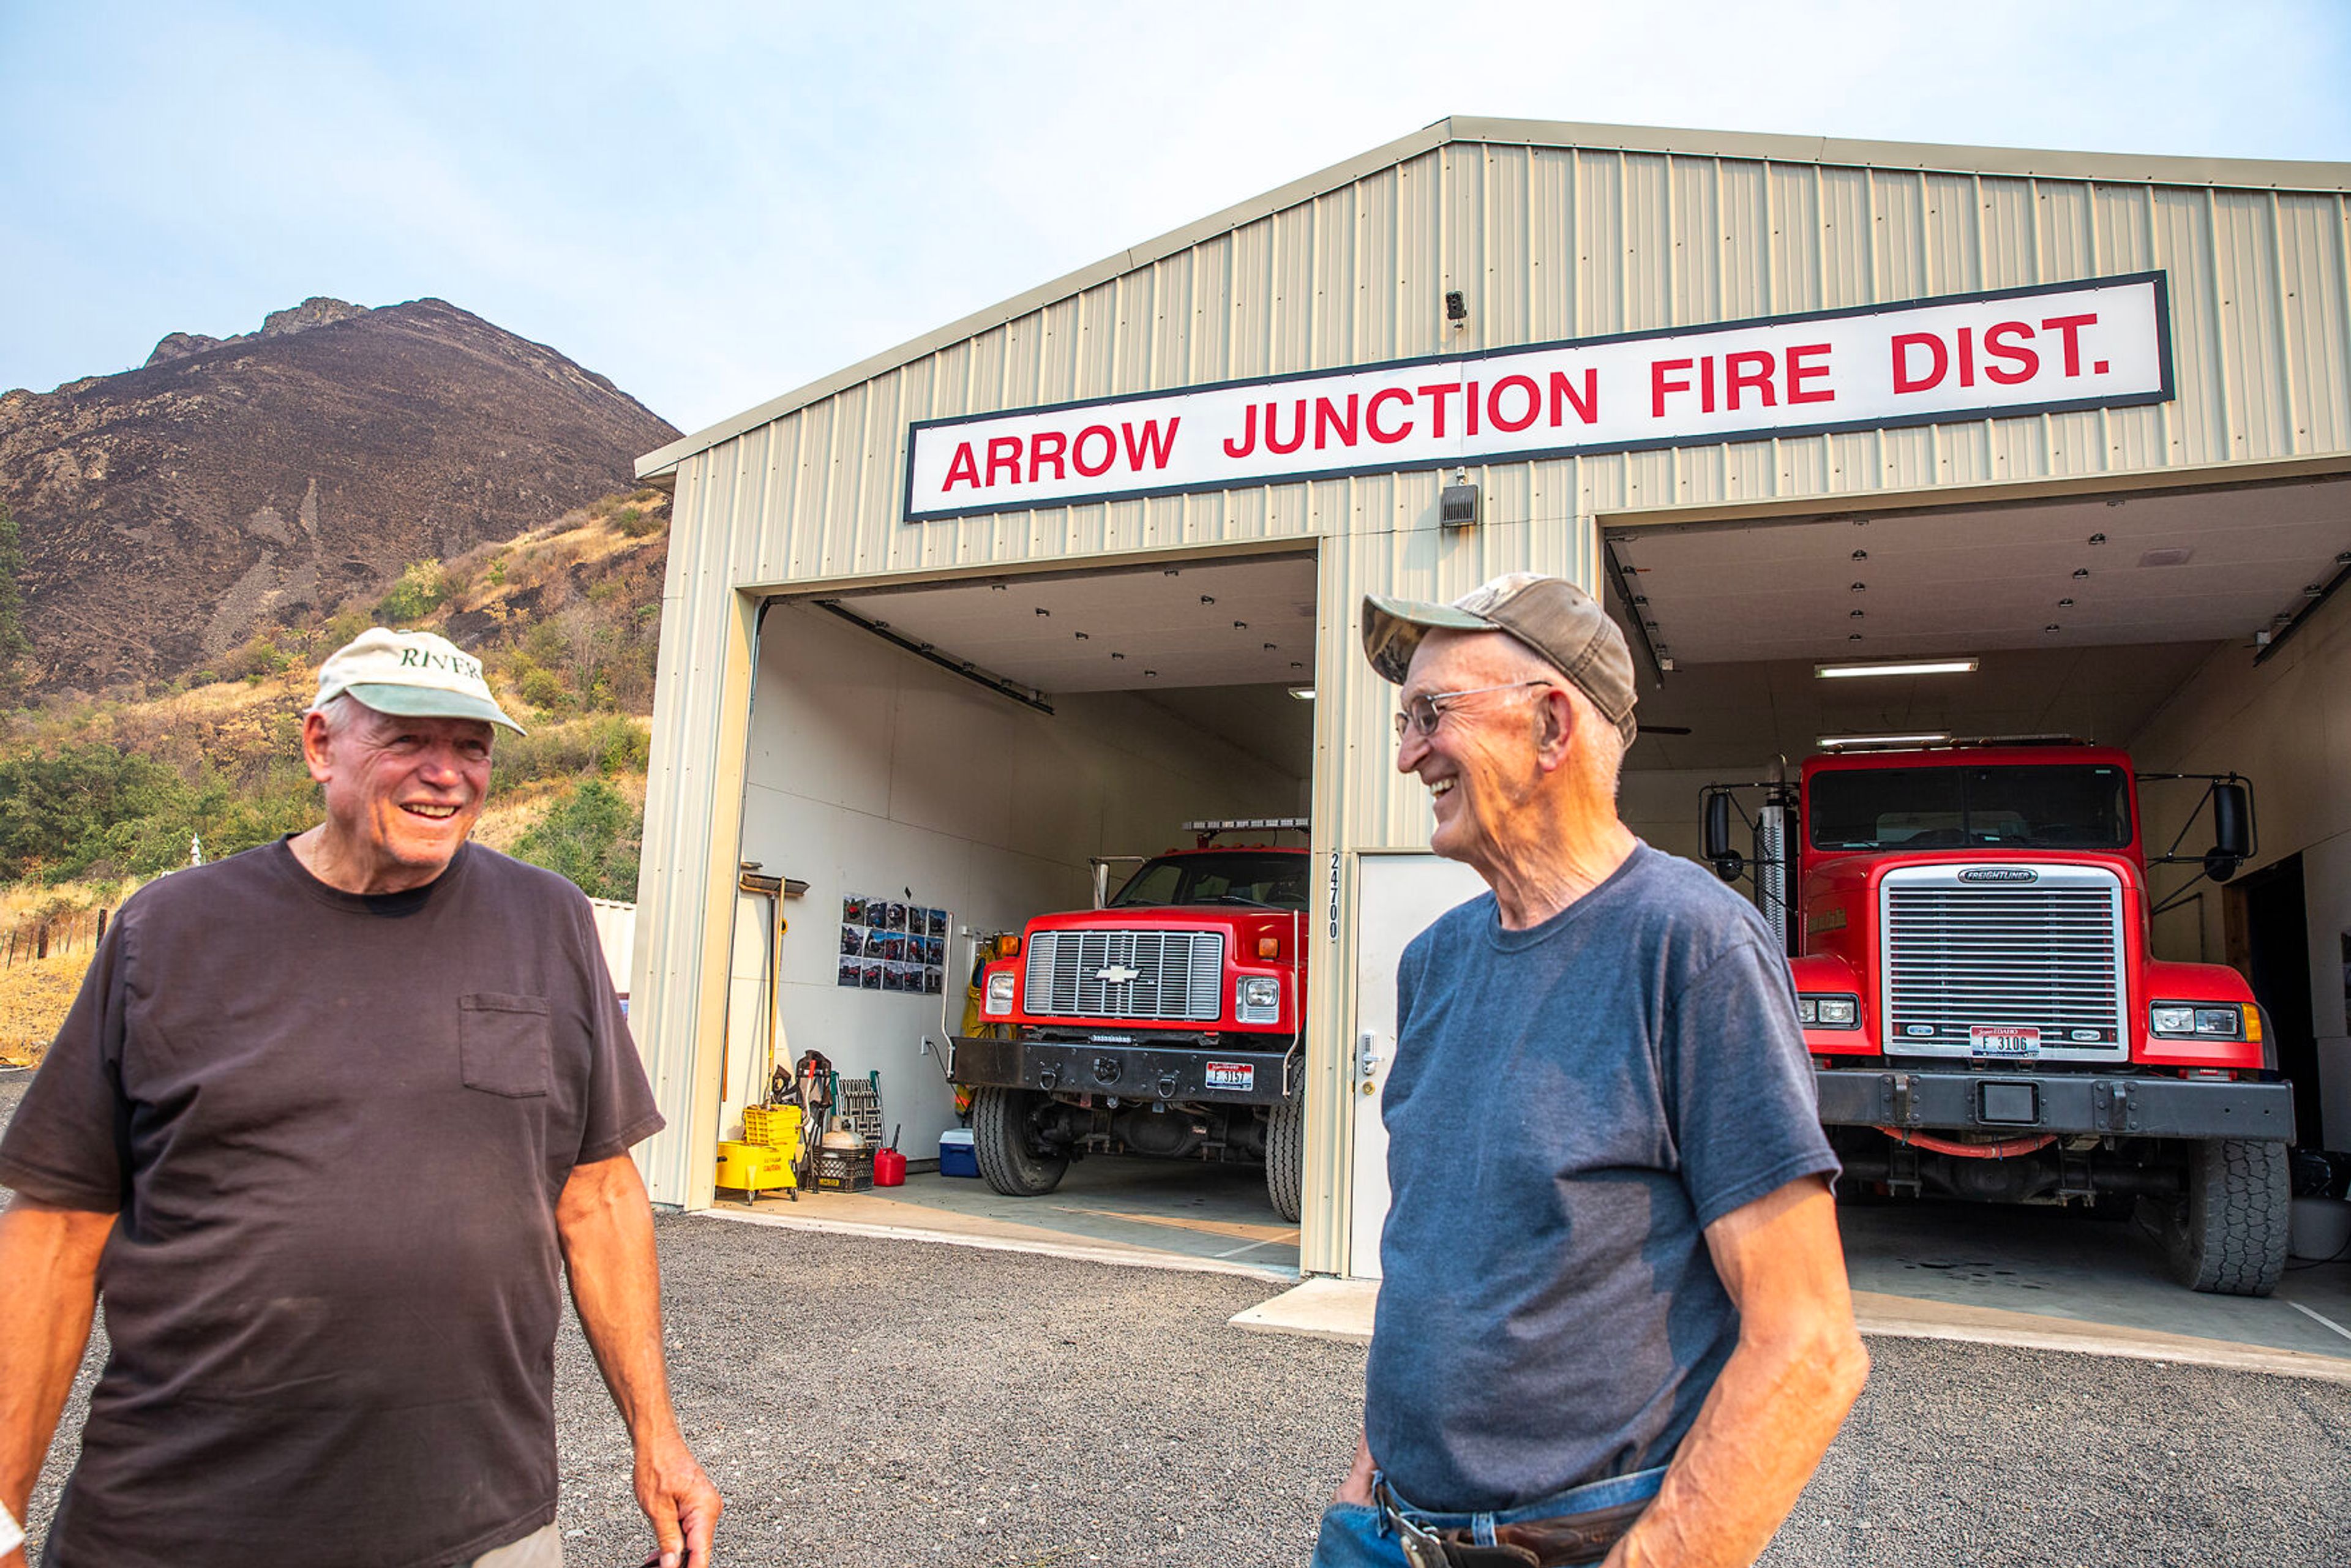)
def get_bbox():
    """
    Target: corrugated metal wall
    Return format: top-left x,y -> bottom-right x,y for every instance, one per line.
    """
632,130 -> 2351,1262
